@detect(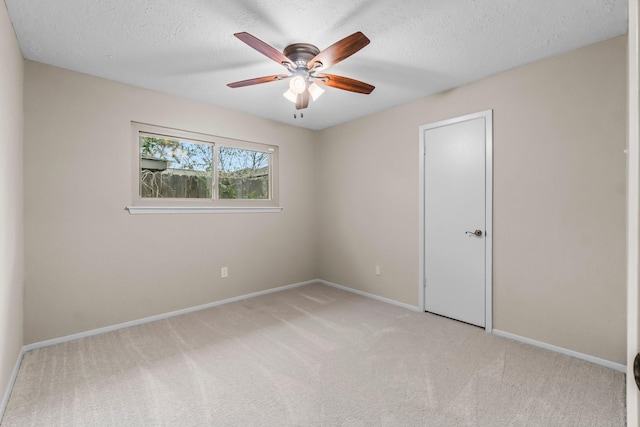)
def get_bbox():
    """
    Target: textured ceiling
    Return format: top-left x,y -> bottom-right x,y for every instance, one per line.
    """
5,0 -> 628,130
